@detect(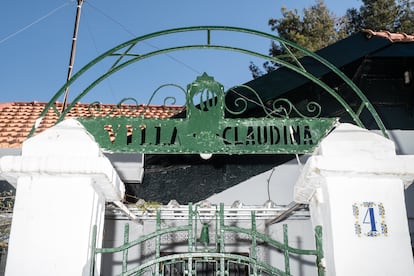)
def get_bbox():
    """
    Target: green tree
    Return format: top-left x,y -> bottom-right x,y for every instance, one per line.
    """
344,0 -> 414,34
361,0 -> 399,30
250,0 -> 345,77
343,8 -> 363,36
395,0 -> 414,33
